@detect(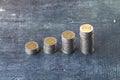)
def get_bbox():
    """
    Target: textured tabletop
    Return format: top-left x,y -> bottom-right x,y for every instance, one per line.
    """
0,0 -> 120,80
